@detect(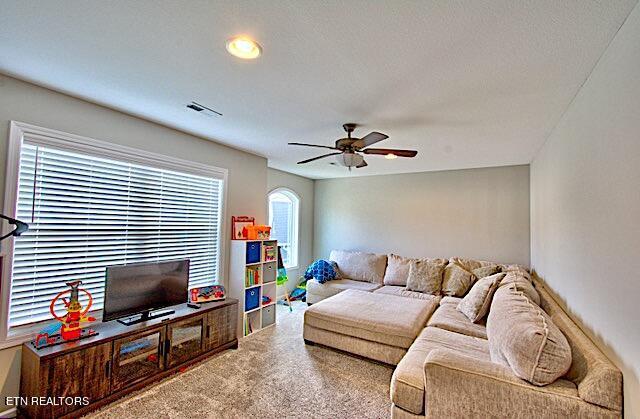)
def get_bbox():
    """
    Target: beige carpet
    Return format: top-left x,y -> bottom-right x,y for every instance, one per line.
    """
89,302 -> 393,418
